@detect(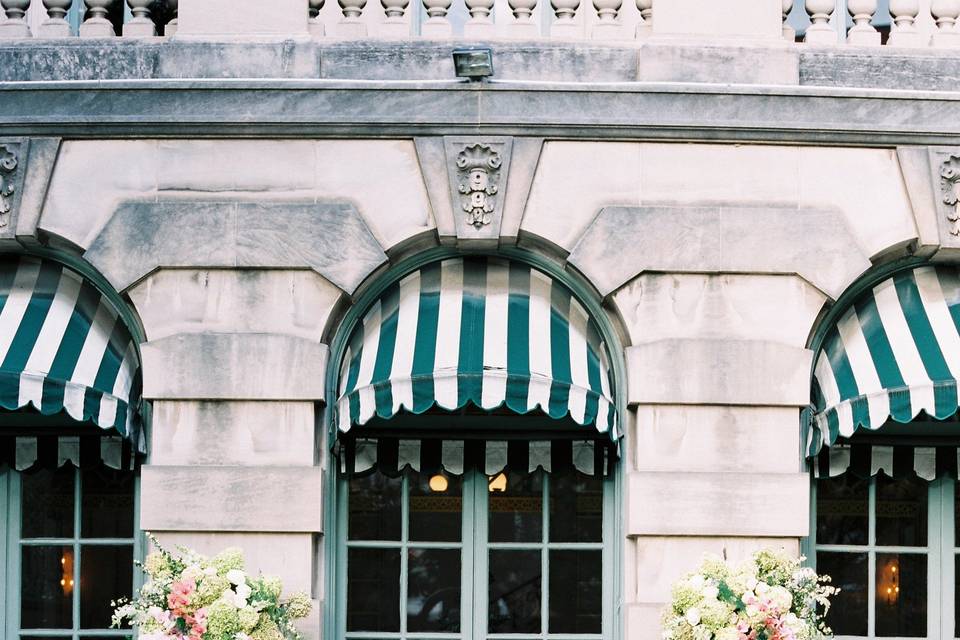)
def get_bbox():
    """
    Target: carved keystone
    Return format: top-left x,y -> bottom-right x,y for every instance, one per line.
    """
444,137 -> 513,247
0,140 -> 24,236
